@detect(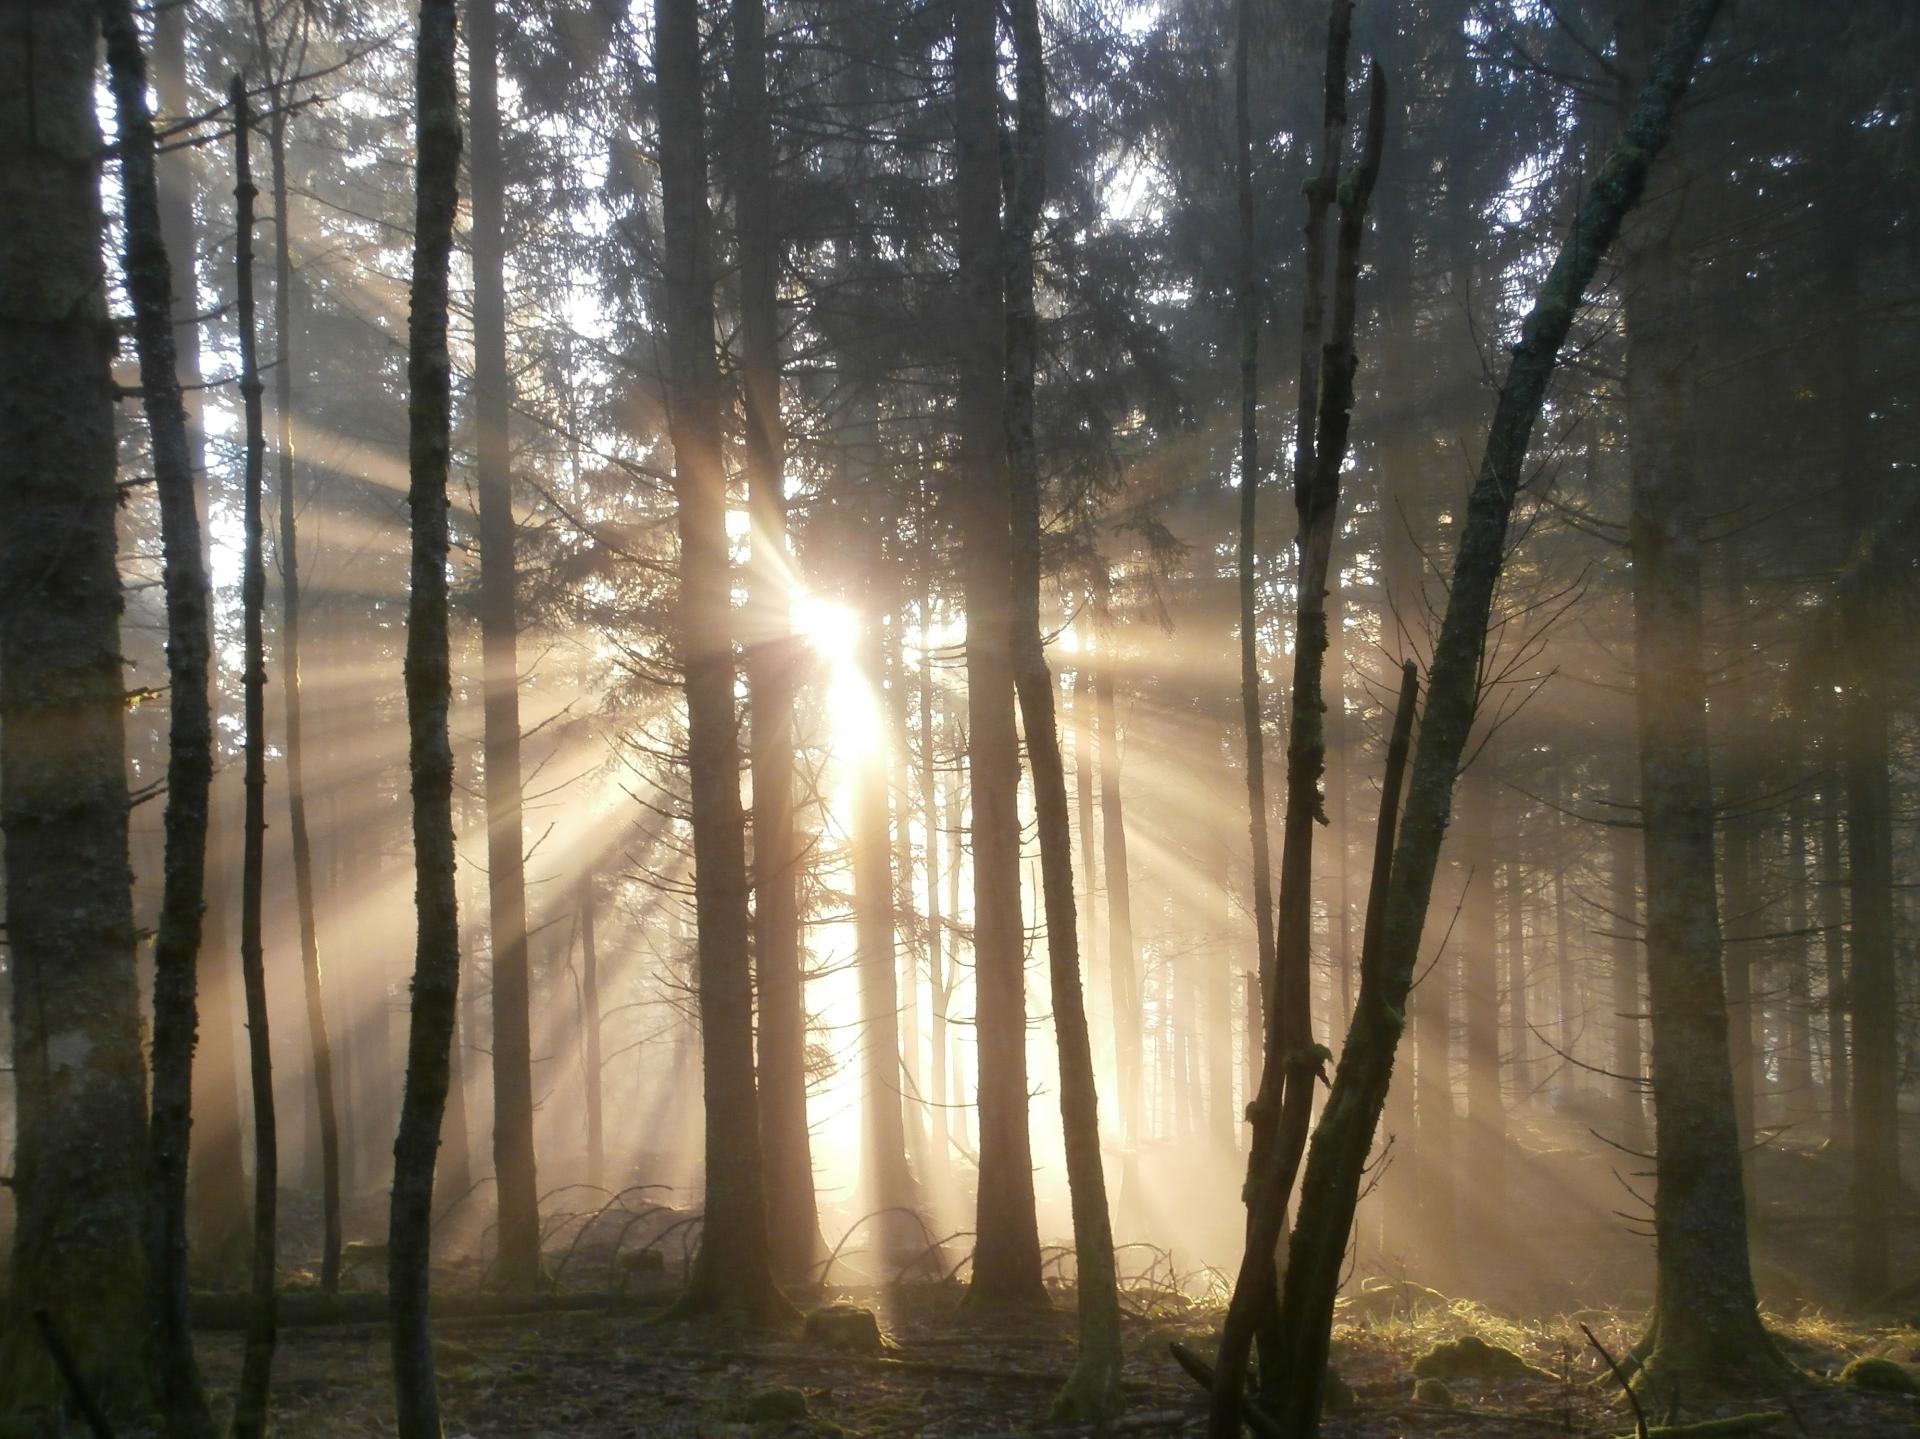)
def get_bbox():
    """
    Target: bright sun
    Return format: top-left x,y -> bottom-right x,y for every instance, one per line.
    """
792,594 -> 862,664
